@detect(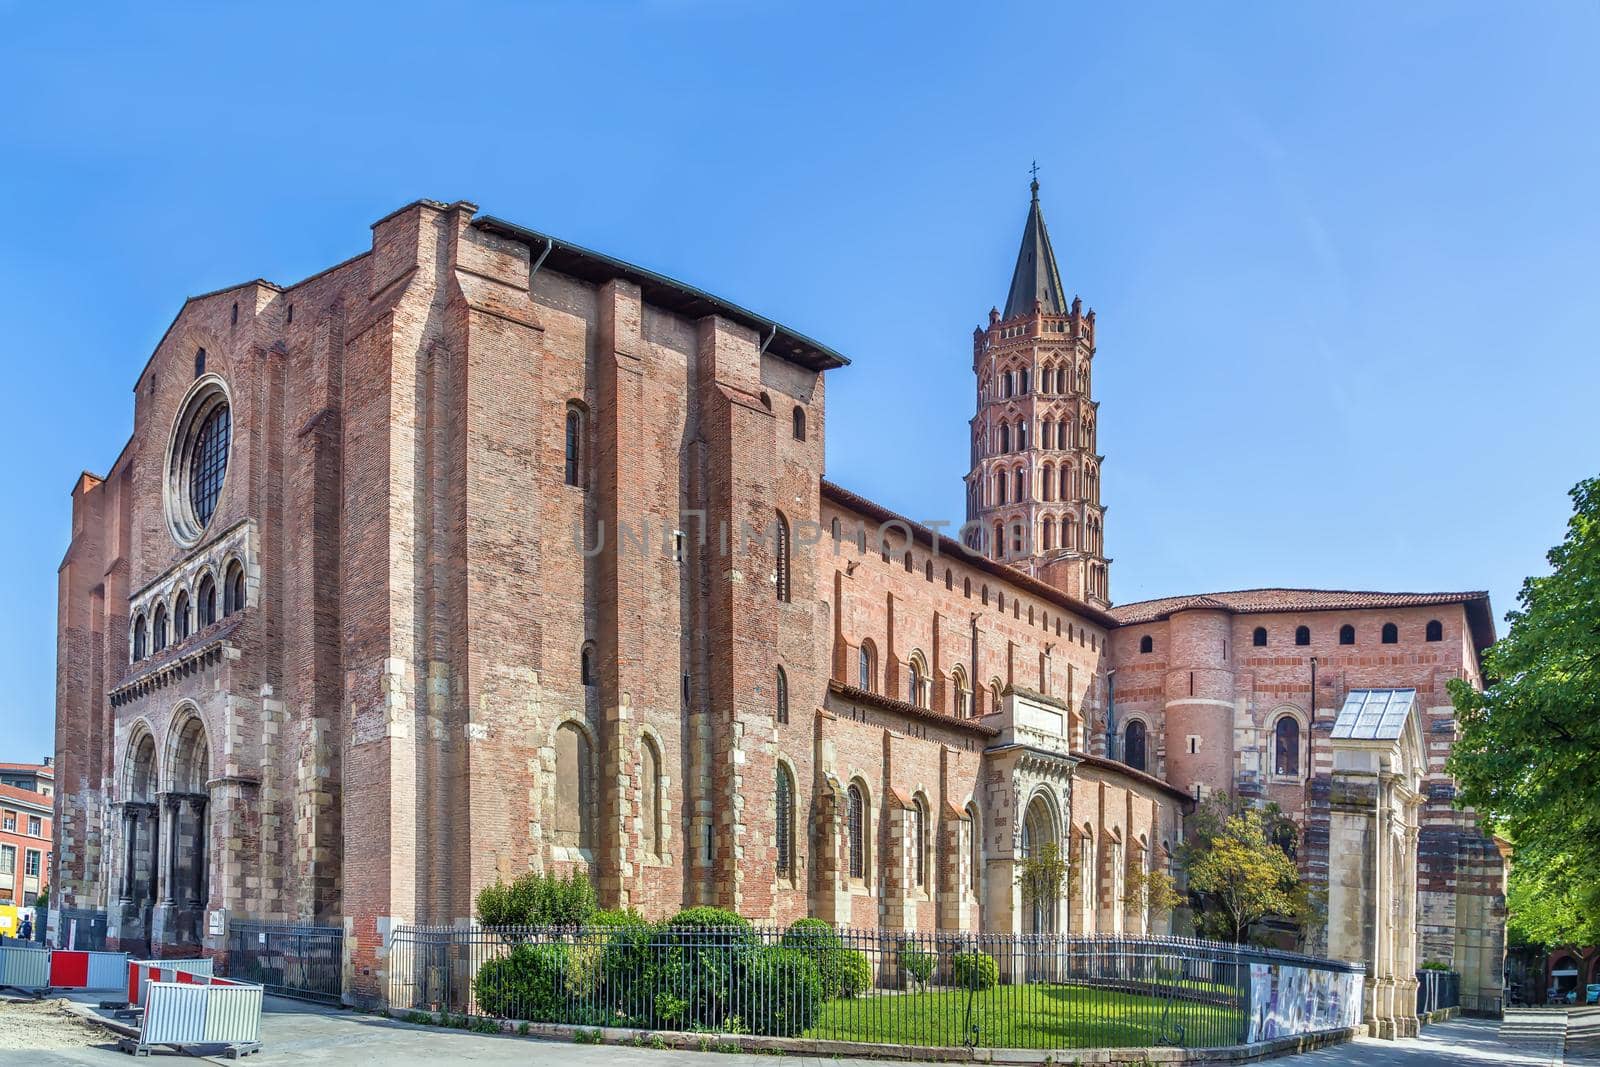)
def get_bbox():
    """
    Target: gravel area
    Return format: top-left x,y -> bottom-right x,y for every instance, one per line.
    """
0,997 -> 113,1051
